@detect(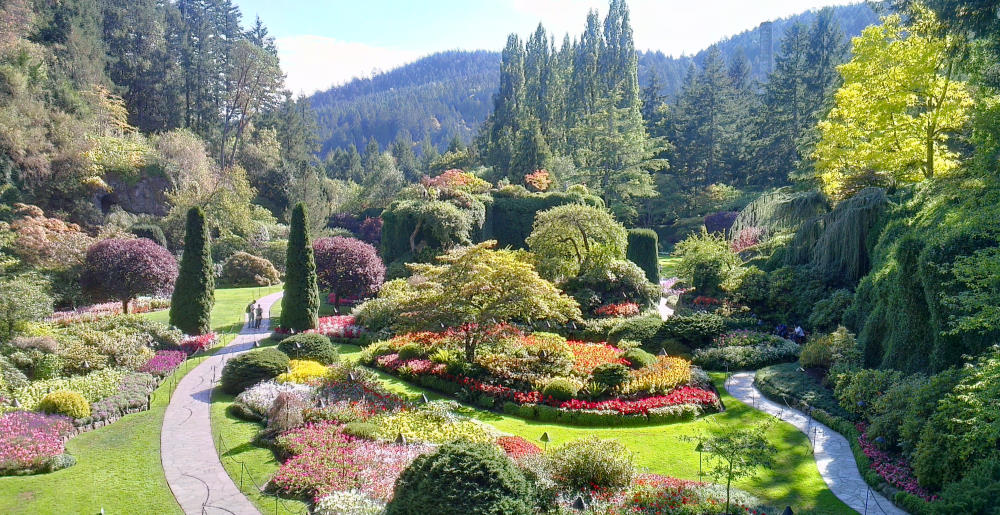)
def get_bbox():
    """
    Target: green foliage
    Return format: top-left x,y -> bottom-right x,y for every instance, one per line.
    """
0,274 -> 53,342
397,343 -> 424,361
545,437 -> 635,491
526,203 -> 627,281
814,7 -> 973,199
799,326 -> 858,369
387,441 -> 535,515
221,252 -> 281,287
541,378 -> 579,401
834,368 -> 903,419
807,289 -> 854,331
352,279 -> 418,336
914,346 -> 1000,491
755,363 -> 851,419
341,421 -> 378,440
169,207 -> 214,335
623,348 -> 657,369
933,457 -> 1000,515
38,390 -> 91,419
659,312 -> 726,348
277,334 -> 338,365
729,188 -> 829,241
673,229 -> 740,297
220,348 -> 290,394
761,265 -> 829,325
693,338 -> 800,371
703,422 -> 776,514
281,204 -> 320,332
867,374 -> 927,451
591,363 -> 630,389
565,258 -> 659,311
129,224 -> 167,248
483,187 -> 603,249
